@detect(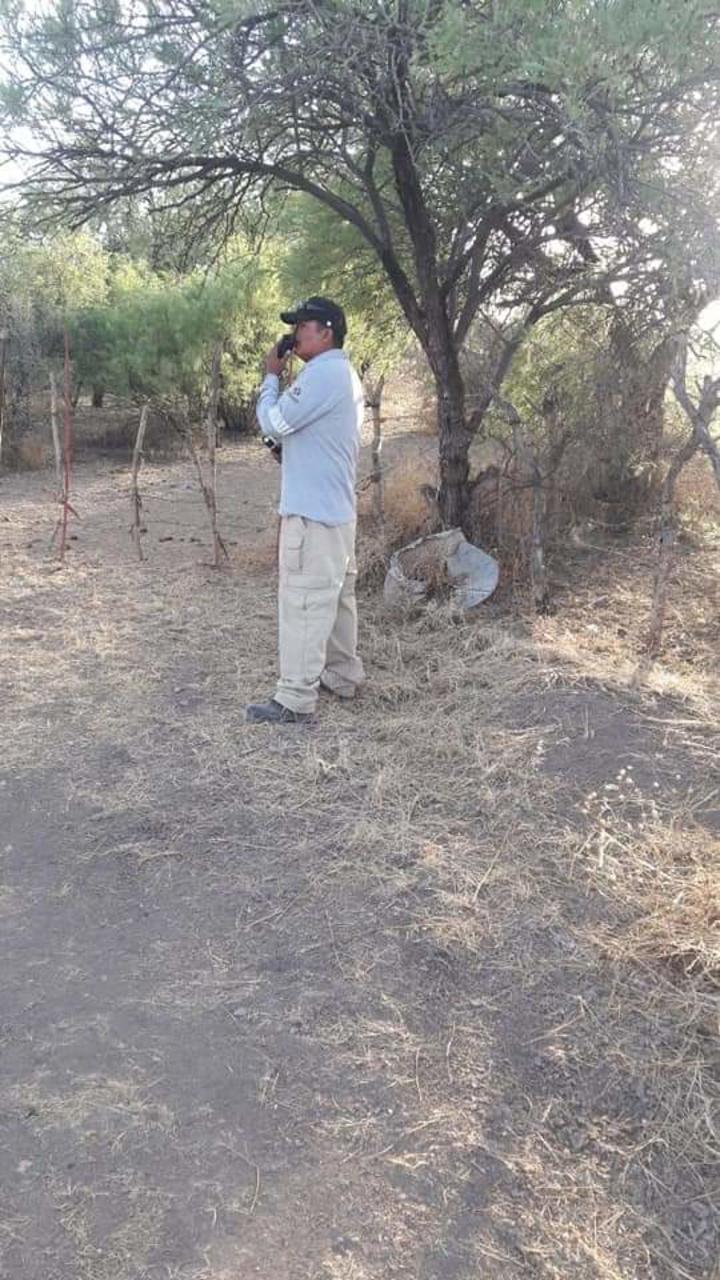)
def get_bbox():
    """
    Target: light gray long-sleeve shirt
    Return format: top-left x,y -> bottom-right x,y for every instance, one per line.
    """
255,349 -> 364,526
